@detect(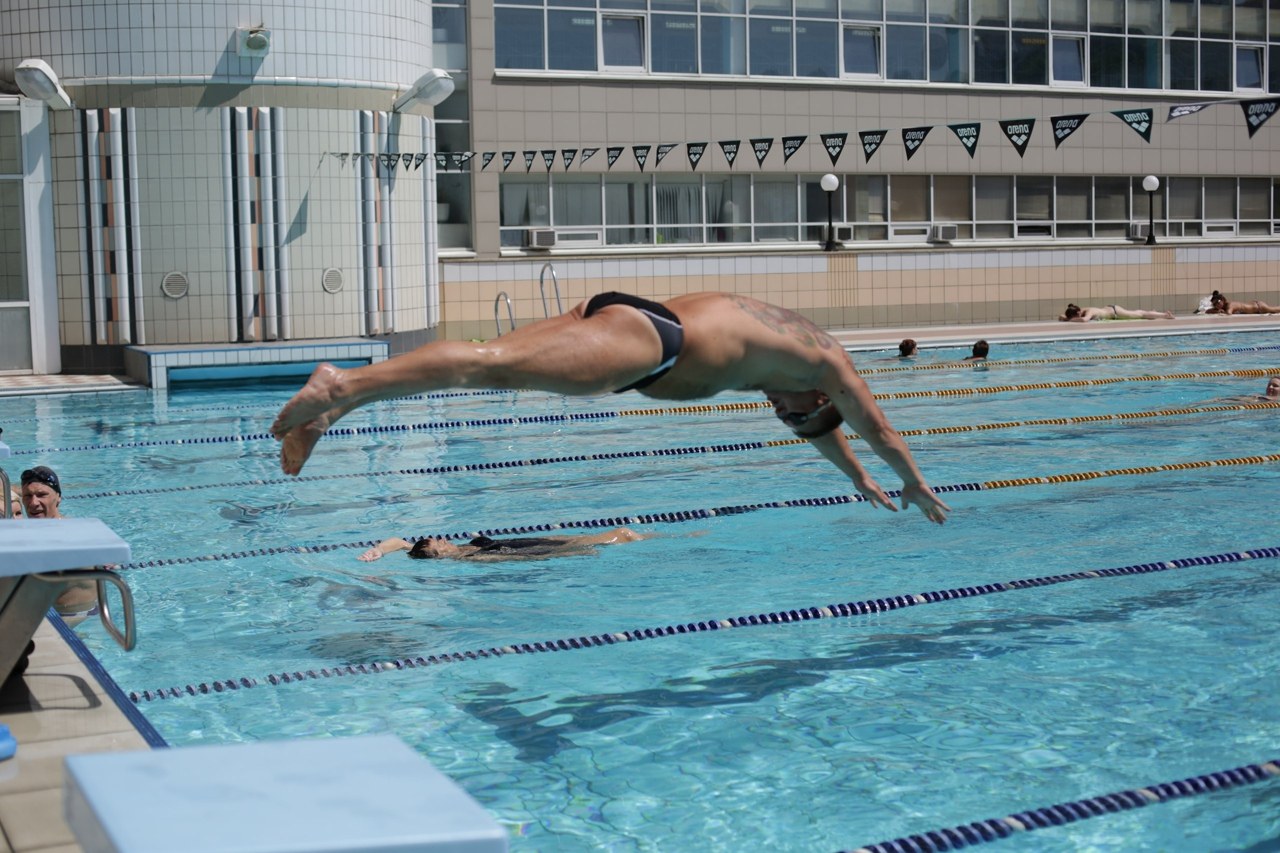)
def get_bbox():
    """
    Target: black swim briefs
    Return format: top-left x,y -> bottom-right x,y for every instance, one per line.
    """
469,535 -> 564,555
583,292 -> 685,393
